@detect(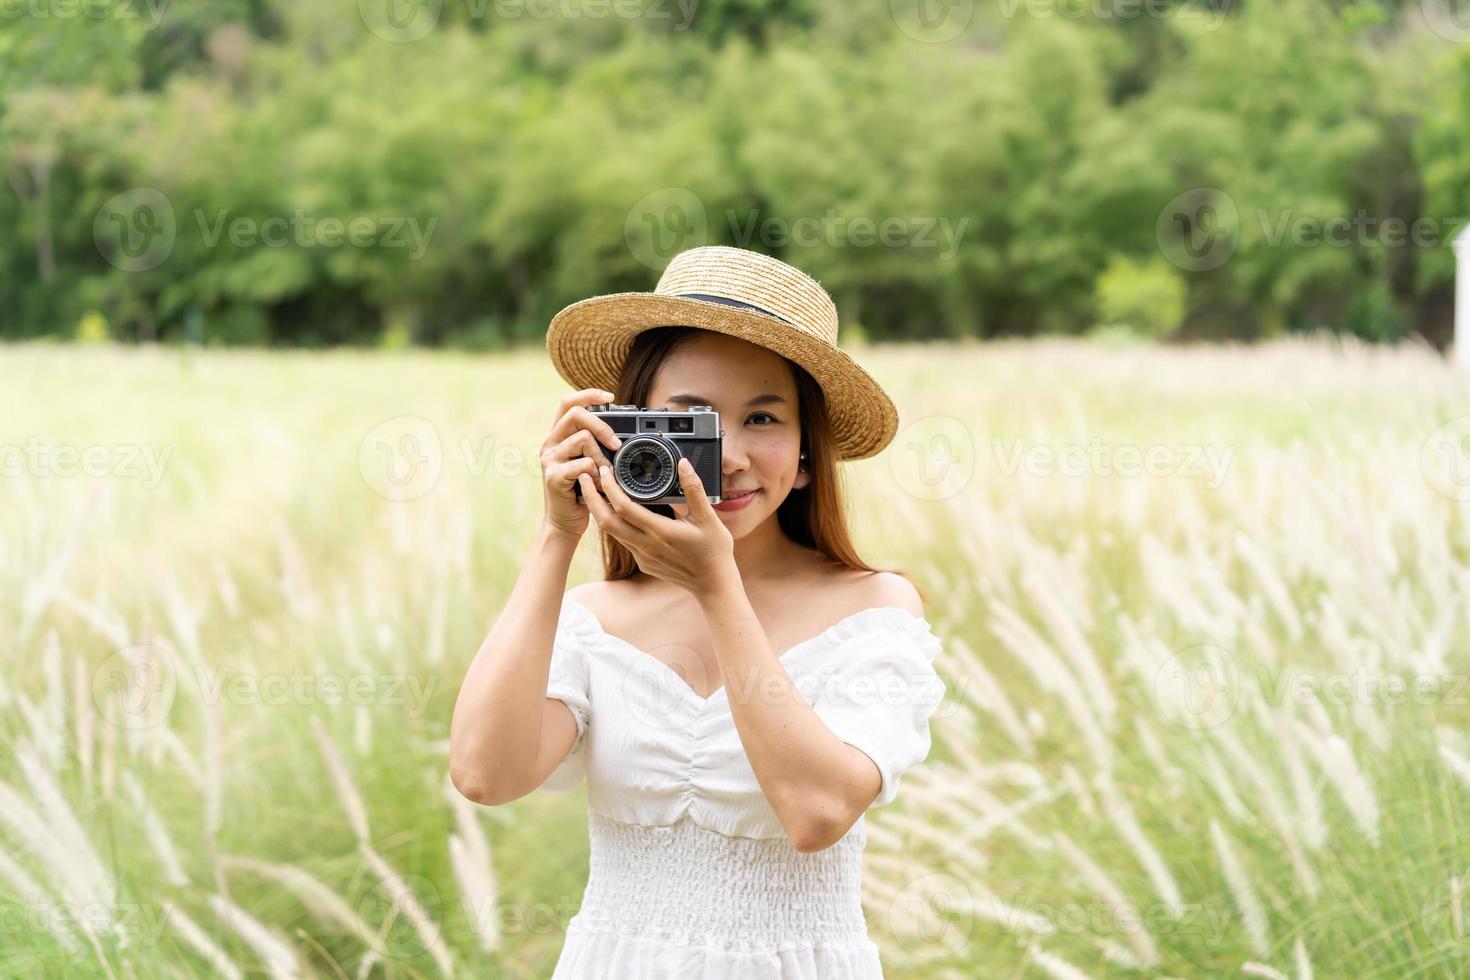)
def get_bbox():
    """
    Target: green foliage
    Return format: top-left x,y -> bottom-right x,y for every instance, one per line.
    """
0,0 -> 1465,346
1094,255 -> 1187,340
